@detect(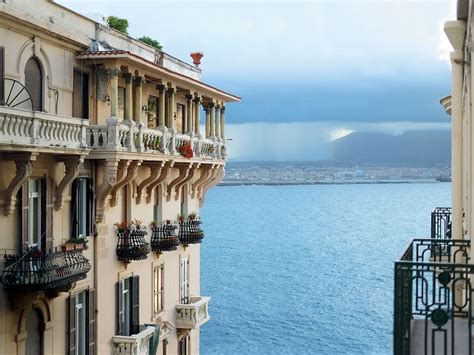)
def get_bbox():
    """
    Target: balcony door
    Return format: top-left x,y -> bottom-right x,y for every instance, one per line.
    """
176,103 -> 185,133
25,308 -> 43,355
24,57 -> 43,111
180,256 -> 189,304
73,70 -> 89,119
